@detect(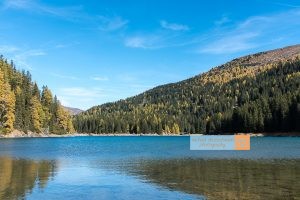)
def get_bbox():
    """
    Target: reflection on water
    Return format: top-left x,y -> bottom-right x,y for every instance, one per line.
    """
1,156 -> 300,200
129,159 -> 300,200
0,157 -> 57,200
0,137 -> 299,199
